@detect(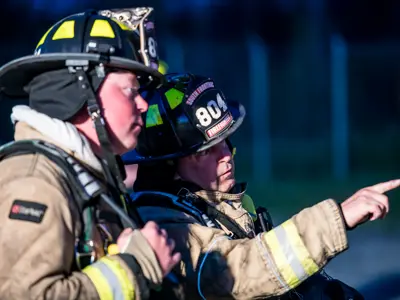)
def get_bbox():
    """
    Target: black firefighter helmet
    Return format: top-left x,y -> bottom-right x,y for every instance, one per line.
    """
122,73 -> 245,164
0,8 -> 163,98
